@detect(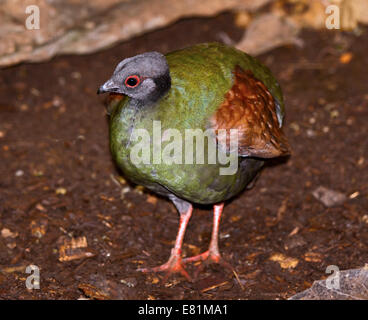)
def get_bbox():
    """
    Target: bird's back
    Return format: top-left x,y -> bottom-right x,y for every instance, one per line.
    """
156,43 -> 285,134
